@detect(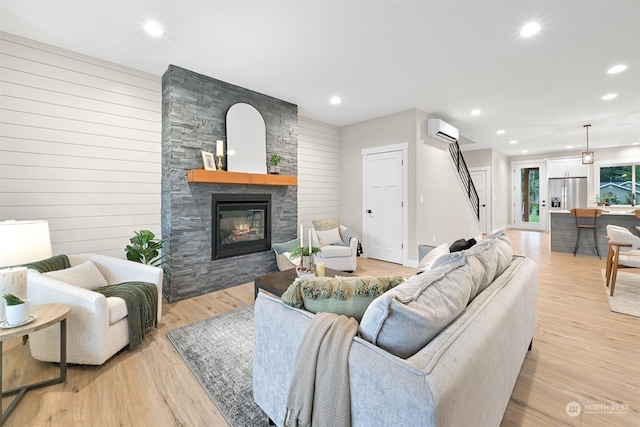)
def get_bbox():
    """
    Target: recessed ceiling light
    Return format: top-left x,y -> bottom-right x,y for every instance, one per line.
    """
607,64 -> 628,74
509,140 -> 518,145
496,130 -> 505,135
144,21 -> 164,37
471,109 -> 482,116
566,145 -> 573,149
601,93 -> 618,101
330,96 -> 341,105
520,22 -> 541,37
522,150 -> 529,153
